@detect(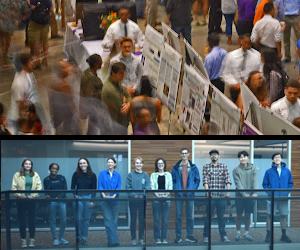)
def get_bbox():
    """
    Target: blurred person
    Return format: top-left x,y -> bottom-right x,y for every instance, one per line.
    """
261,48 -> 287,103
255,0 -> 285,23
102,7 -> 144,51
102,62 -> 132,135
292,117 -> 300,127
221,0 -> 238,45
145,0 -> 159,27
133,108 -> 157,135
271,79 -> 300,122
237,0 -> 256,35
130,76 -> 162,134
204,33 -> 227,93
136,0 -> 145,18
251,3 -> 282,59
192,0 -> 208,26
109,37 -> 143,97
200,121 -> 219,135
296,38 -> 300,78
0,102 -> 13,135
208,0 -> 223,34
